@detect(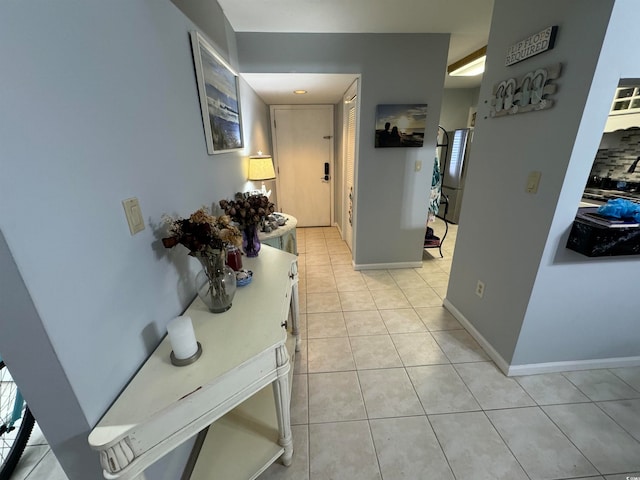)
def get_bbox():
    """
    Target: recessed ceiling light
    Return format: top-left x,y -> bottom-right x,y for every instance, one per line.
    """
293,90 -> 307,95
